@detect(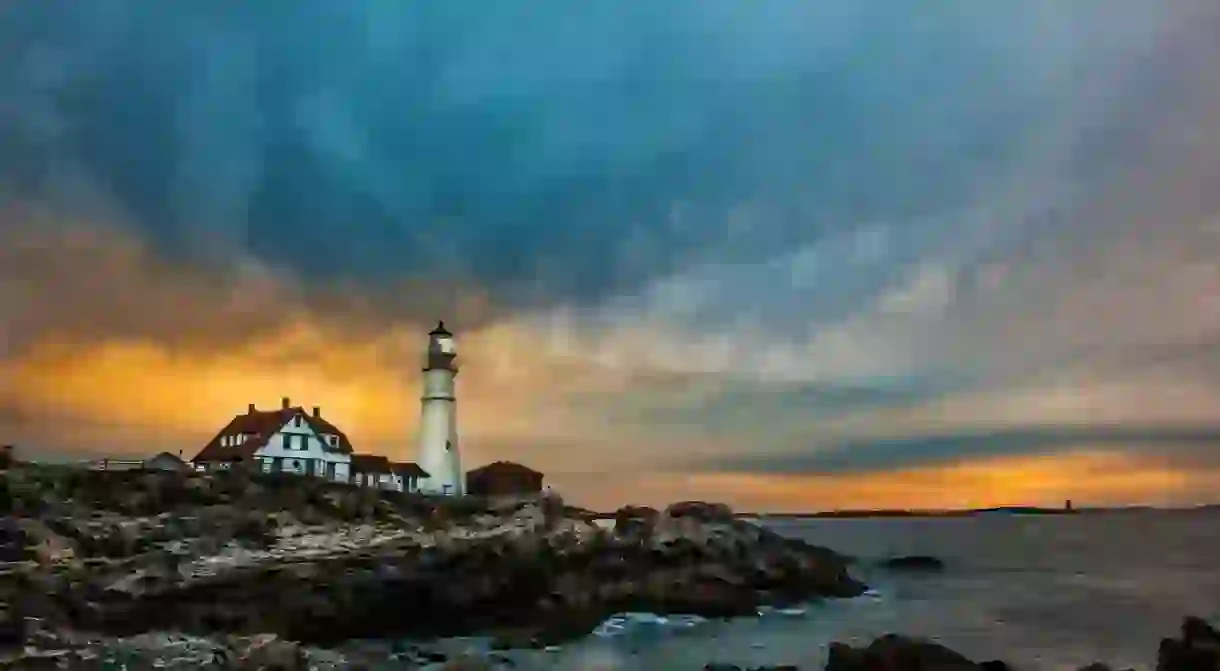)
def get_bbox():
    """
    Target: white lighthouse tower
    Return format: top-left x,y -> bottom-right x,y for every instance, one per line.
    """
415,321 -> 464,496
